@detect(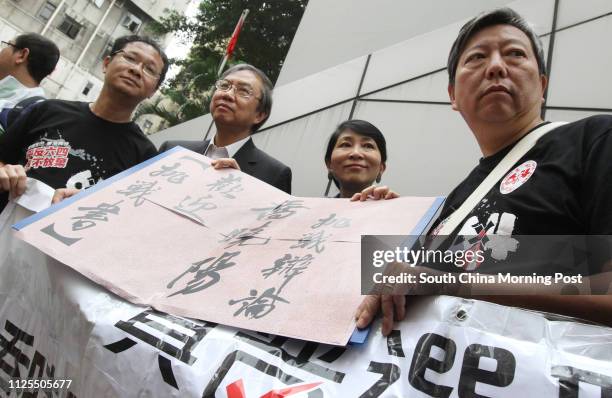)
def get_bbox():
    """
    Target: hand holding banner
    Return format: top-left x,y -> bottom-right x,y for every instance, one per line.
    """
13,147 -> 442,345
